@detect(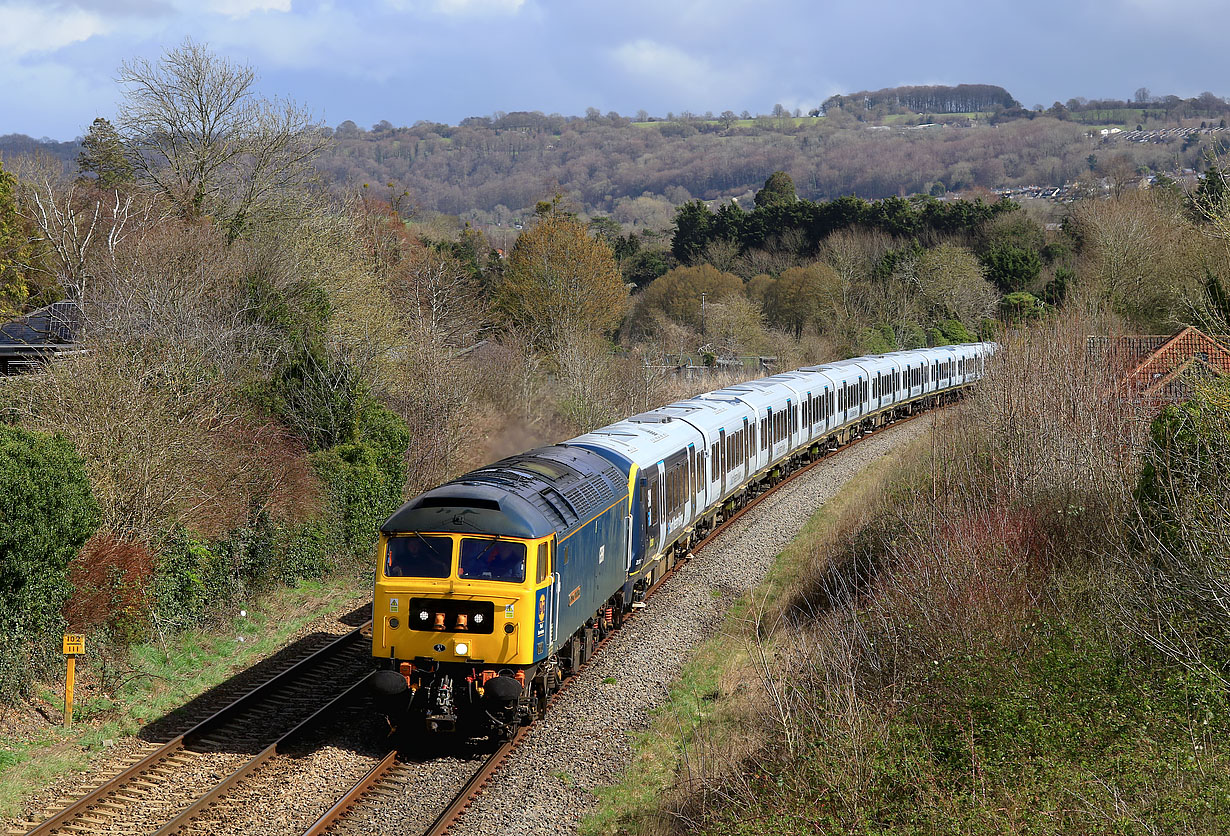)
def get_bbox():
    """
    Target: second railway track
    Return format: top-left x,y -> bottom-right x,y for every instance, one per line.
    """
20,624 -> 376,836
